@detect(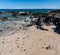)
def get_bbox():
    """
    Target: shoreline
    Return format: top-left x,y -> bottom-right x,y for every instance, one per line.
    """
0,9 -> 60,55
